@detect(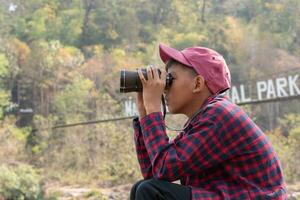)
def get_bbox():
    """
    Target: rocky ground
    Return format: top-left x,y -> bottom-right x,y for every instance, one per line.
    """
46,183 -> 300,200
46,184 -> 131,200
